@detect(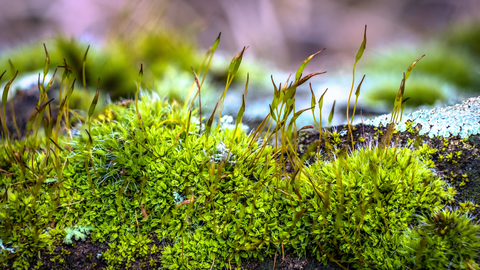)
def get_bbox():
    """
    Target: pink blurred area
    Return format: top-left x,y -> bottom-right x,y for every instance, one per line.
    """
0,0 -> 479,69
